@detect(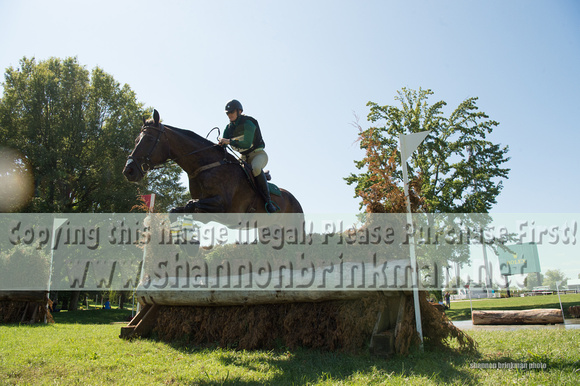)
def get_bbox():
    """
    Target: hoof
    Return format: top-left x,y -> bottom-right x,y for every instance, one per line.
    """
184,200 -> 198,213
